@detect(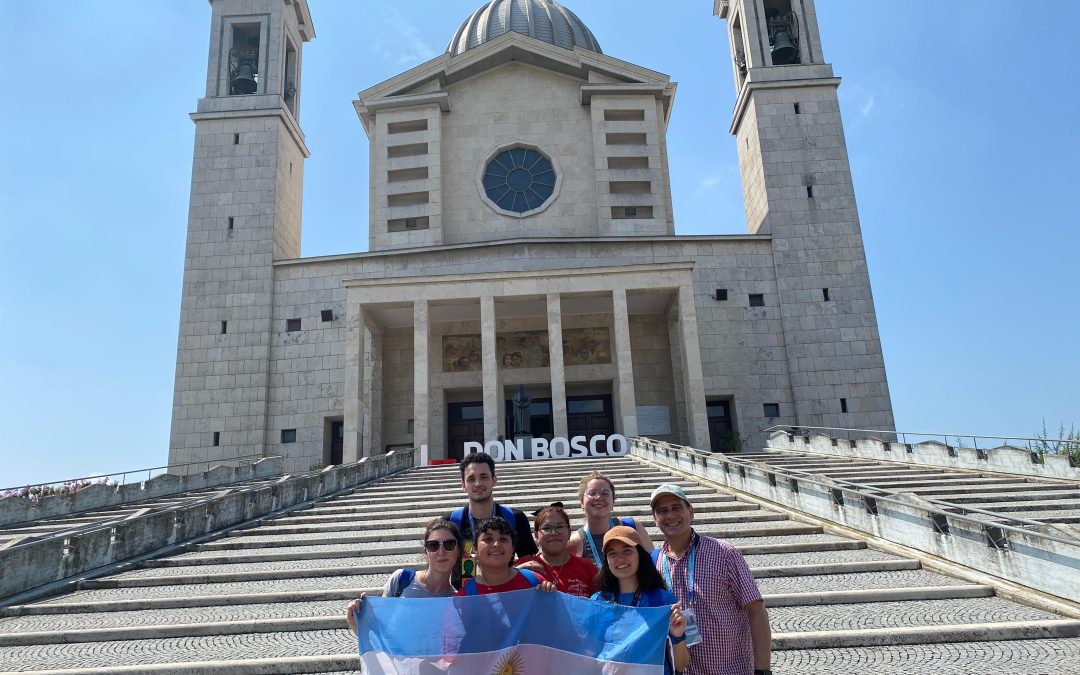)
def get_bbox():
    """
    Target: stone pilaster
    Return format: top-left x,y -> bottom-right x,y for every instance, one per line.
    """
481,296 -> 500,442
612,288 -> 638,438
413,300 -> 430,452
546,293 -> 568,438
